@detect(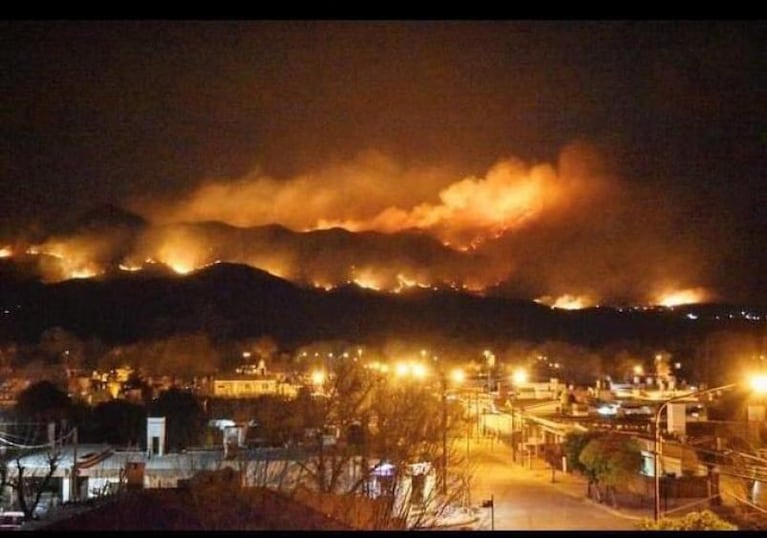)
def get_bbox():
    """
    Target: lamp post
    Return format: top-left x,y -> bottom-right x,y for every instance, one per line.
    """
438,368 -> 465,496
390,361 -> 463,498
653,378 -> 767,521
441,375 -> 448,496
